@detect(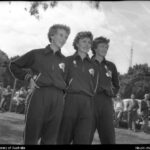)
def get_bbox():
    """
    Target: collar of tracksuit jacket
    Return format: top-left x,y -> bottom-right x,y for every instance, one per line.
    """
66,52 -> 95,97
72,52 -> 91,62
43,44 -> 64,57
91,56 -> 107,65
